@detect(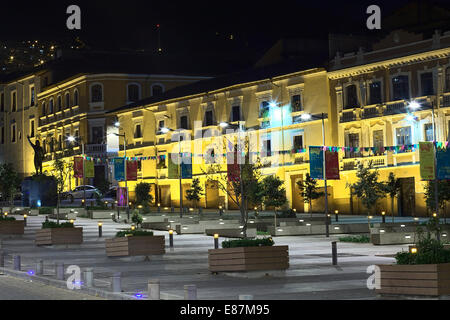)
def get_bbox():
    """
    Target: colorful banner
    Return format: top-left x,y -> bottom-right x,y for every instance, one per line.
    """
114,158 -> 126,181
126,160 -> 138,181
436,147 -> 450,180
309,146 -> 324,179
117,187 -> 128,207
419,142 -> 435,180
73,157 -> 84,178
168,153 -> 179,179
325,150 -> 340,180
181,154 -> 192,179
84,160 -> 95,178
227,151 -> 240,182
